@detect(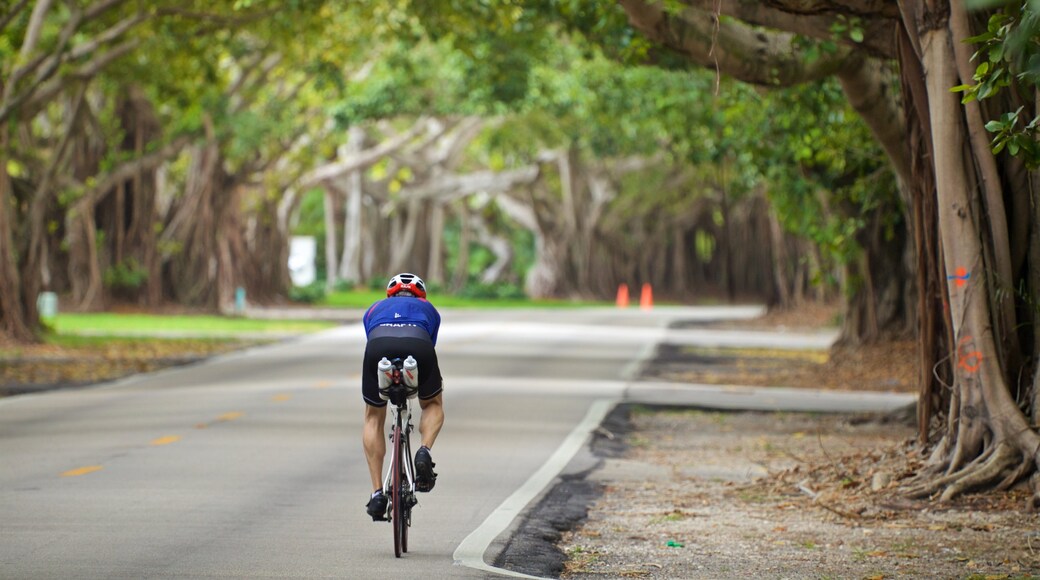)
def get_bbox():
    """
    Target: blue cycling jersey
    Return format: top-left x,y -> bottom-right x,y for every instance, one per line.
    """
363,297 -> 441,345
